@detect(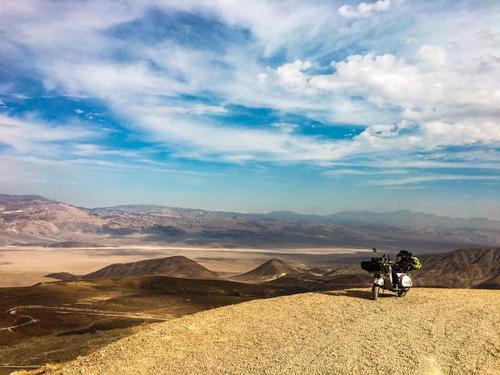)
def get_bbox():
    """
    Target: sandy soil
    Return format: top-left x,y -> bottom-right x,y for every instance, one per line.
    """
23,288 -> 500,375
0,246 -> 370,287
